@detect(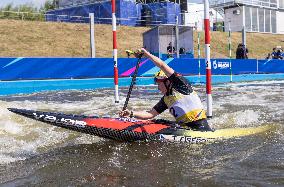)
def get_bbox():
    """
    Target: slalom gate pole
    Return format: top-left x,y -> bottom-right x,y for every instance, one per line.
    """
204,0 -> 212,118
198,32 -> 201,79
112,0 -> 119,103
